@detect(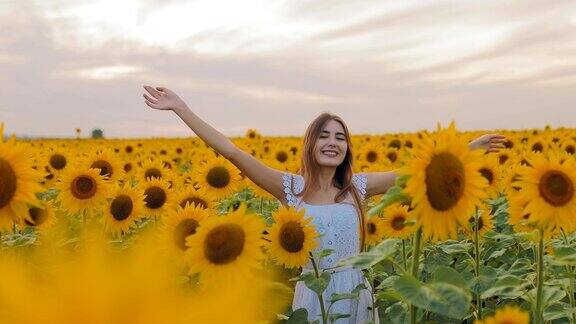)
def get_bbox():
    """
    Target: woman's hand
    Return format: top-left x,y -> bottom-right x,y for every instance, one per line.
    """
468,134 -> 507,153
143,85 -> 187,112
